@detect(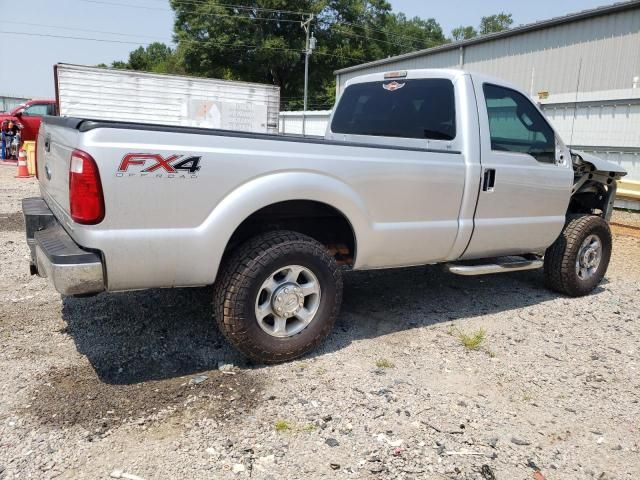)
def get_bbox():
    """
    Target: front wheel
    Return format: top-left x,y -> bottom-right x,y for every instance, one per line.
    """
543,214 -> 612,297
213,231 -> 343,363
